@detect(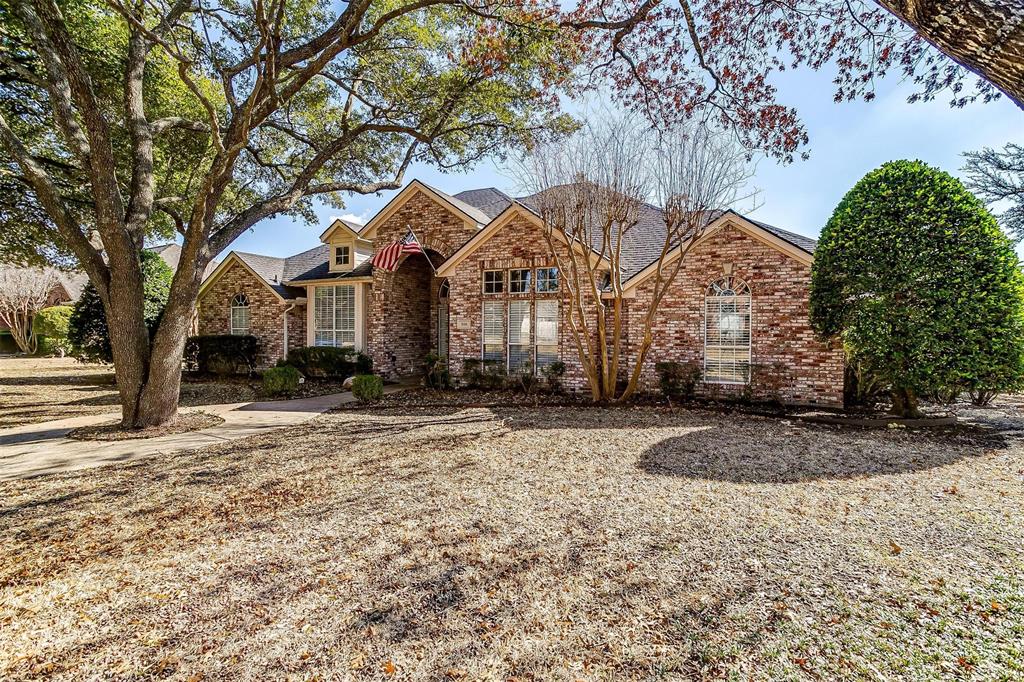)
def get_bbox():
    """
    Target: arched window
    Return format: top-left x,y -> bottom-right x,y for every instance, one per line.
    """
438,279 -> 450,299
705,277 -> 751,384
230,293 -> 250,335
